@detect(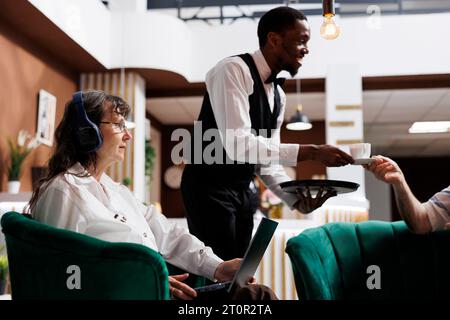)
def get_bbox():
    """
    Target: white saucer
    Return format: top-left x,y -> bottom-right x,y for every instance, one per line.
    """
353,158 -> 374,165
